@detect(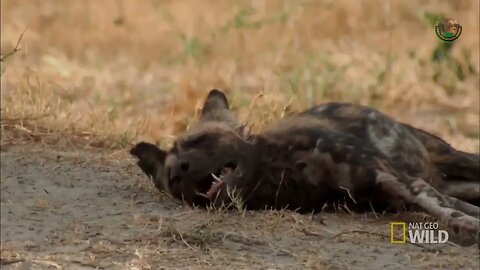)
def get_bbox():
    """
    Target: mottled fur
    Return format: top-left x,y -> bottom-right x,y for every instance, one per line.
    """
130,89 -> 479,244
